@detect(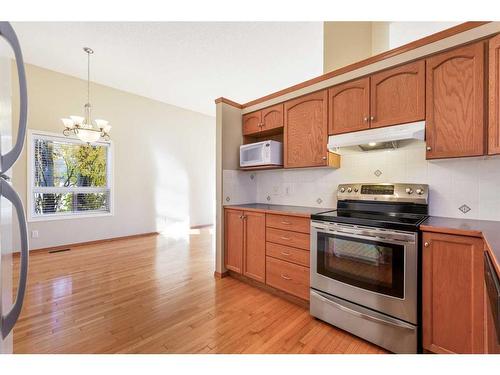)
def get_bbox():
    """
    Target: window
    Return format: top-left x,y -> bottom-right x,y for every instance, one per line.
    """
28,131 -> 113,220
